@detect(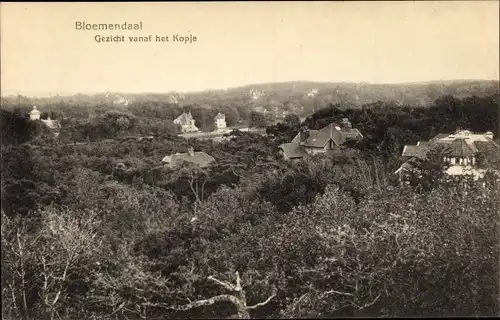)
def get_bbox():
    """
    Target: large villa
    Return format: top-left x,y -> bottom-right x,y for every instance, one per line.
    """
278,118 -> 363,161
395,130 -> 499,181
